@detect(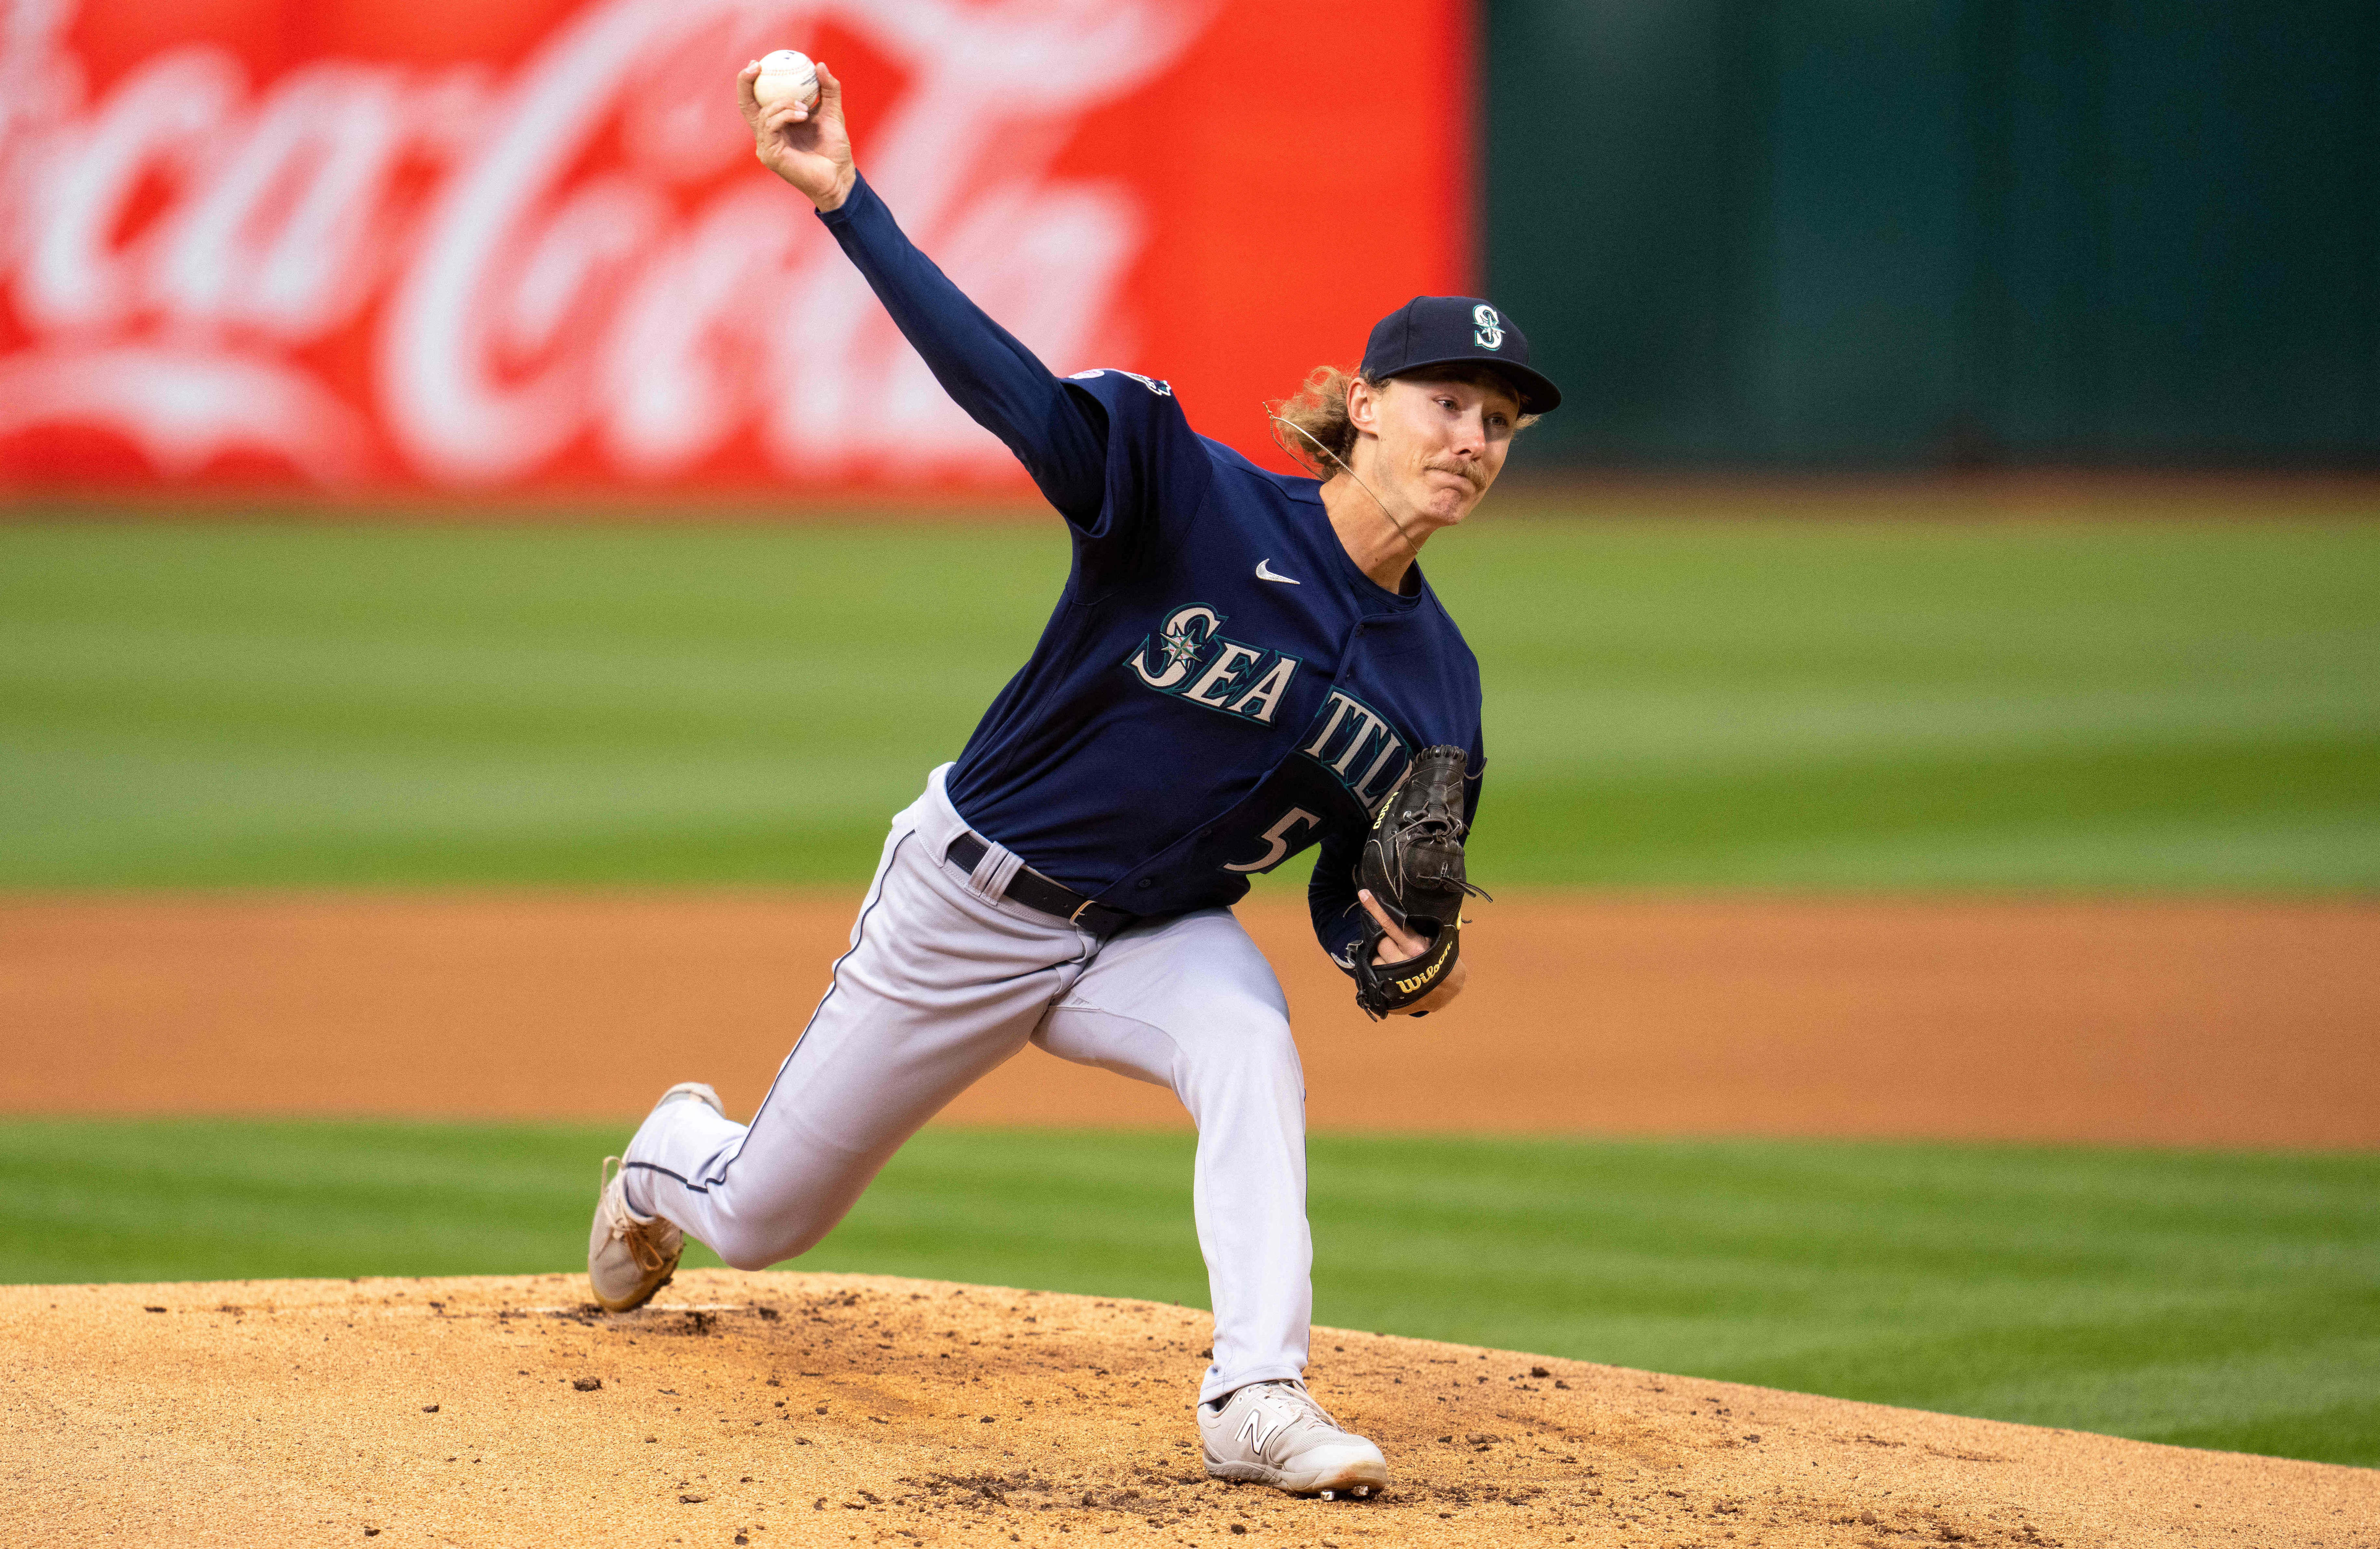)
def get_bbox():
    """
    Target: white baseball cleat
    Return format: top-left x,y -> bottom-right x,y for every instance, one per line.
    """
587,1082 -> 723,1313
1199,1379 -> 1389,1498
